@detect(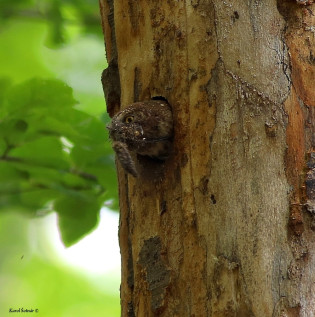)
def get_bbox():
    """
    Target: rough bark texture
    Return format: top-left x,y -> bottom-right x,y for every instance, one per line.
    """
99,0 -> 315,316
